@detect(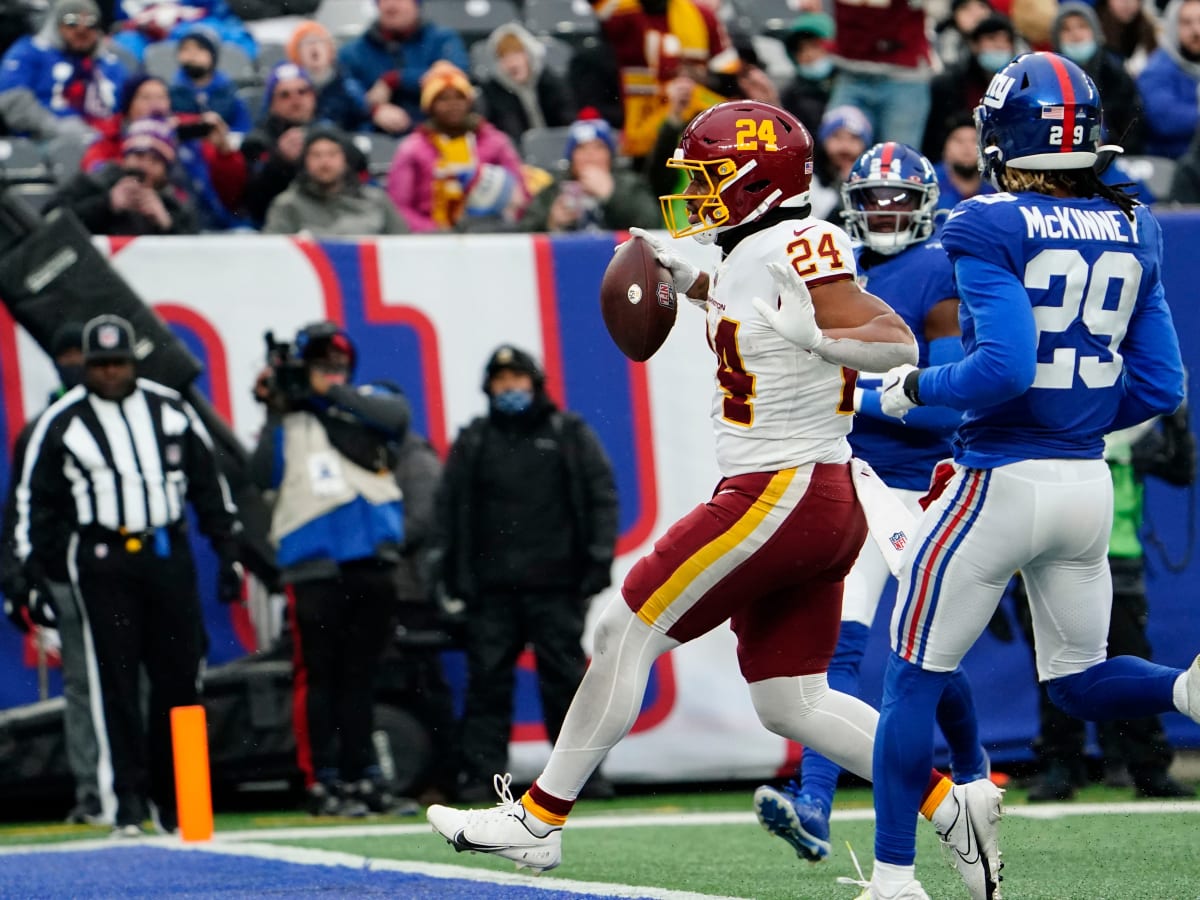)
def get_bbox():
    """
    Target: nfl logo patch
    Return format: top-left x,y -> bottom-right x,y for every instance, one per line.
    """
98,324 -> 120,348
889,531 -> 907,551
656,281 -> 676,310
